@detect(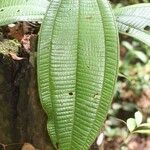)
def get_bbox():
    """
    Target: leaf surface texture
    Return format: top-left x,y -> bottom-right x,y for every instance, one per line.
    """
37,0 -> 119,149
0,0 -> 49,26
115,4 -> 150,46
